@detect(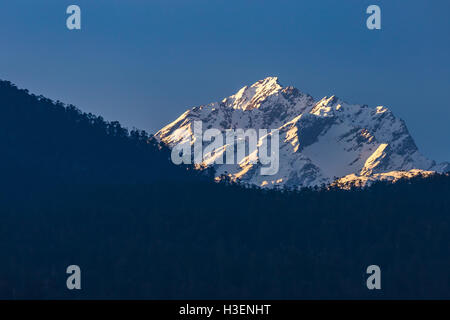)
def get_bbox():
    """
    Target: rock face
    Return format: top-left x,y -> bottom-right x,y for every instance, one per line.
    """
156,77 -> 448,189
